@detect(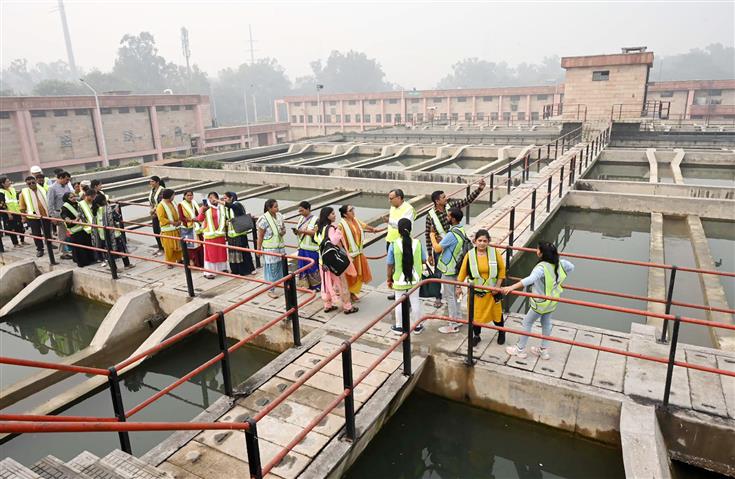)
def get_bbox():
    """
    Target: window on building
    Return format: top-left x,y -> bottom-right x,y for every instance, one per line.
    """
709,89 -> 722,96
660,91 -> 674,98
307,115 -> 313,123
482,96 -> 493,102
118,107 -> 130,114
411,98 -> 420,104
457,97 -> 467,103
291,115 -> 297,123
335,114 -> 341,123
324,114 -> 331,123
135,106 -> 147,113
531,112 -> 540,121
156,106 -> 166,111
375,114 -> 382,123
348,100 -> 357,105
384,113 -> 391,123
170,105 -> 180,111
537,94 -> 548,101
490,112 -> 498,121
417,113 -> 423,122
477,112 -> 484,120
592,70 -> 610,81
310,101 -> 318,106
464,113 -> 472,120
53,110 -> 68,117
406,113 -> 413,122
354,114 -> 360,123
31,110 -> 46,117
388,98 -> 399,104
517,112 -> 526,121
364,114 -> 371,123
185,105 -> 194,110
503,112 -> 511,121
433,98 -> 443,104
511,104 -> 518,112
0,111 -> 9,119
75,109 -> 90,115
100,108 -> 112,115
510,95 -> 520,102
299,115 -> 304,123
451,113 -> 458,121
329,101 -> 337,106
440,112 -> 447,120
395,113 -> 401,123
345,114 -> 351,123
293,102 -> 302,107
368,99 -> 377,105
